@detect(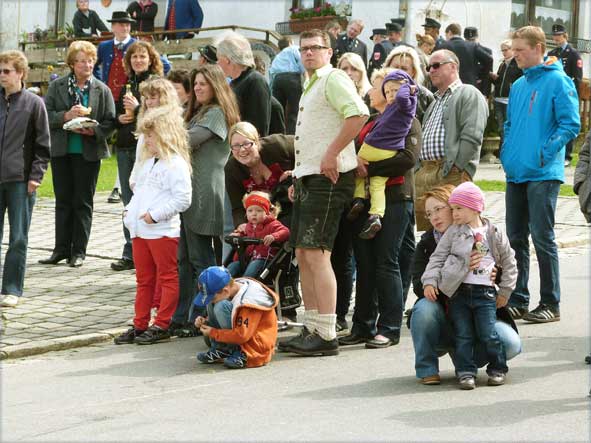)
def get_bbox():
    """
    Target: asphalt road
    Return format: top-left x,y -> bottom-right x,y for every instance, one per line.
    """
2,250 -> 589,442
